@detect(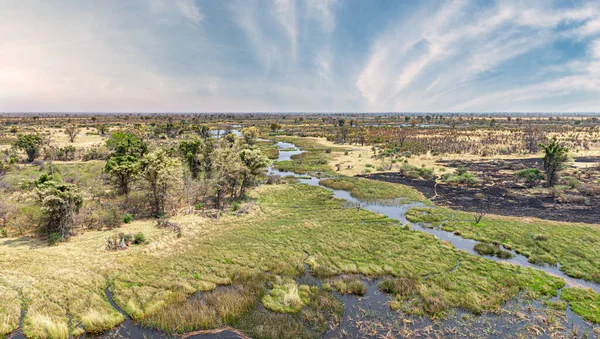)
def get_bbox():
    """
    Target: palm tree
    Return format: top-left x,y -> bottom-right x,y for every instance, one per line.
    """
539,138 -> 569,187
